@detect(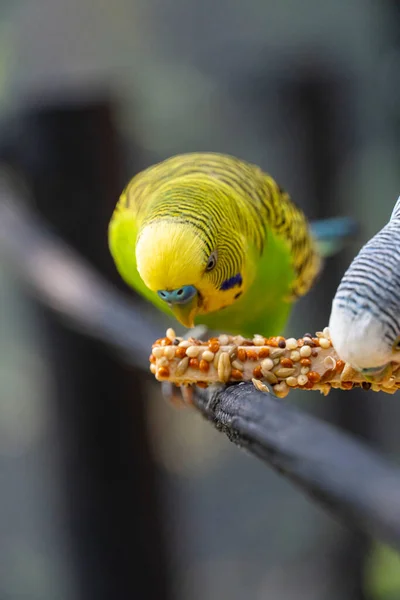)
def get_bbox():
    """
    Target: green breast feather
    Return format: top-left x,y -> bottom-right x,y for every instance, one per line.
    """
200,228 -> 295,338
